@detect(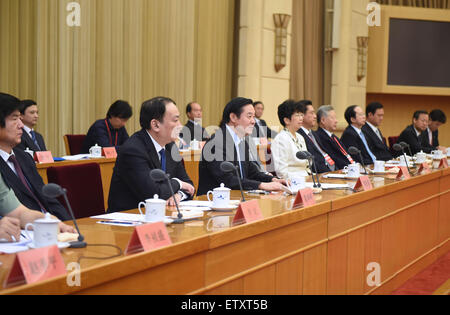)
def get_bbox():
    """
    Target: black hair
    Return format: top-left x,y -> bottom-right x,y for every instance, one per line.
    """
366,102 -> 383,116
344,105 -> 358,125
140,96 -> 176,130
106,100 -> 133,119
429,109 -> 446,124
186,102 -> 195,115
0,93 -> 21,128
298,100 -> 312,114
253,101 -> 263,107
277,100 -> 305,127
19,99 -> 37,115
219,97 -> 253,128
413,110 -> 428,120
